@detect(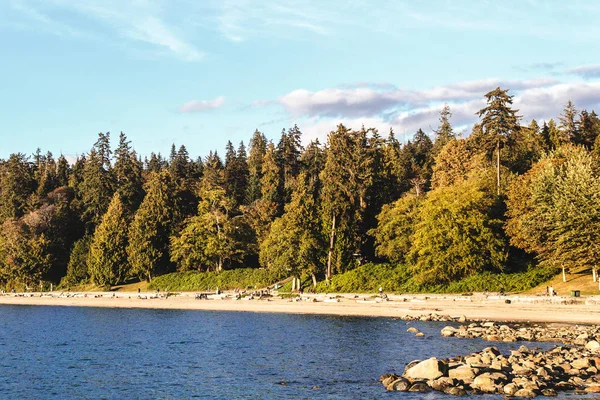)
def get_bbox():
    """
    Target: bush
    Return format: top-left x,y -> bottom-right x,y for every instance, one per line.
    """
314,263 -> 558,294
148,268 -> 281,291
